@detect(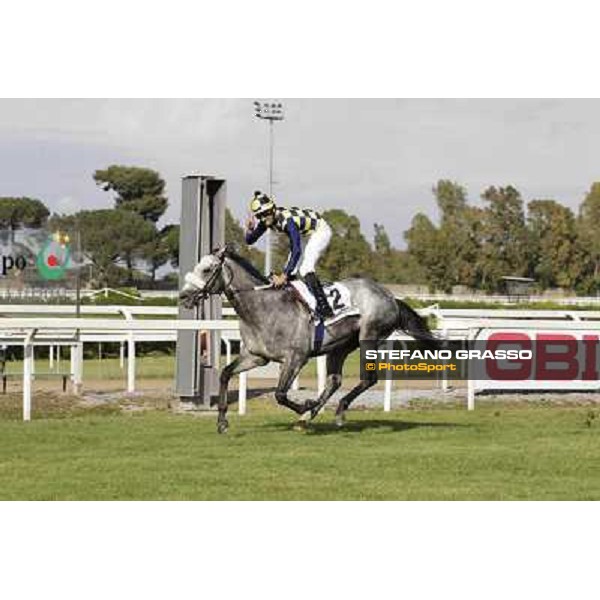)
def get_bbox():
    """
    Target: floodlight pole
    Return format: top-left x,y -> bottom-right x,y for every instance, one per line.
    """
254,101 -> 284,276
269,118 -> 274,200
76,230 -> 81,318
266,118 -> 274,275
